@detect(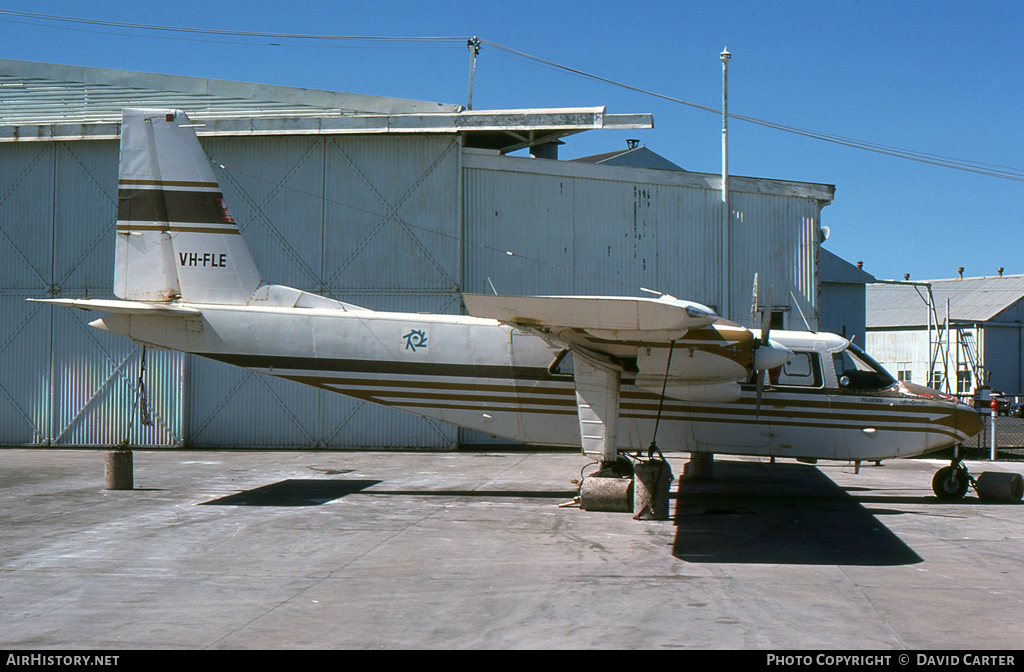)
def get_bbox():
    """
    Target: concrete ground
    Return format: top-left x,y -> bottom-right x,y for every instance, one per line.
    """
1,448 -> 1022,650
